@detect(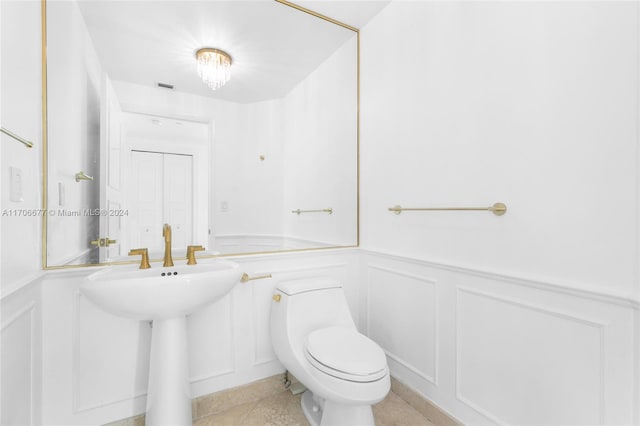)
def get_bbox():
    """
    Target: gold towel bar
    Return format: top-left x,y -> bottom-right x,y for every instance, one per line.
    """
291,208 -> 333,215
389,202 -> 507,216
241,273 -> 273,283
1,127 -> 33,148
